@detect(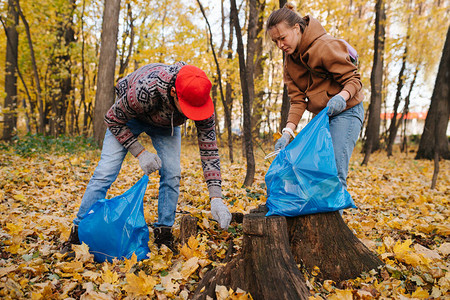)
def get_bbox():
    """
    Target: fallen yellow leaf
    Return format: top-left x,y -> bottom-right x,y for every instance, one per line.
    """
73,242 -> 93,263
124,271 -> 156,297
120,253 -> 138,273
180,257 -> 199,280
